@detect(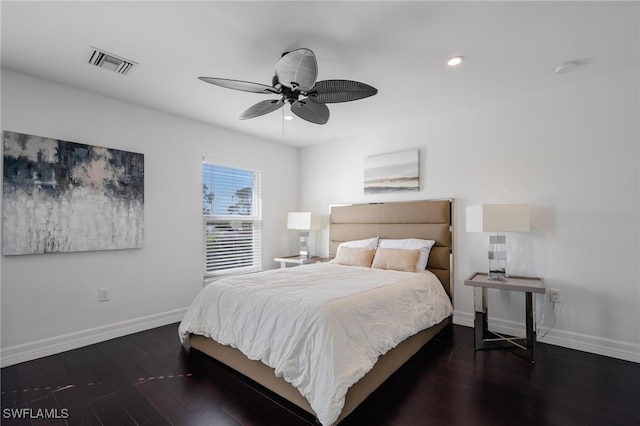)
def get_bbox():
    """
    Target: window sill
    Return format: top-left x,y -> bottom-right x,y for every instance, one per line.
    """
203,267 -> 263,285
